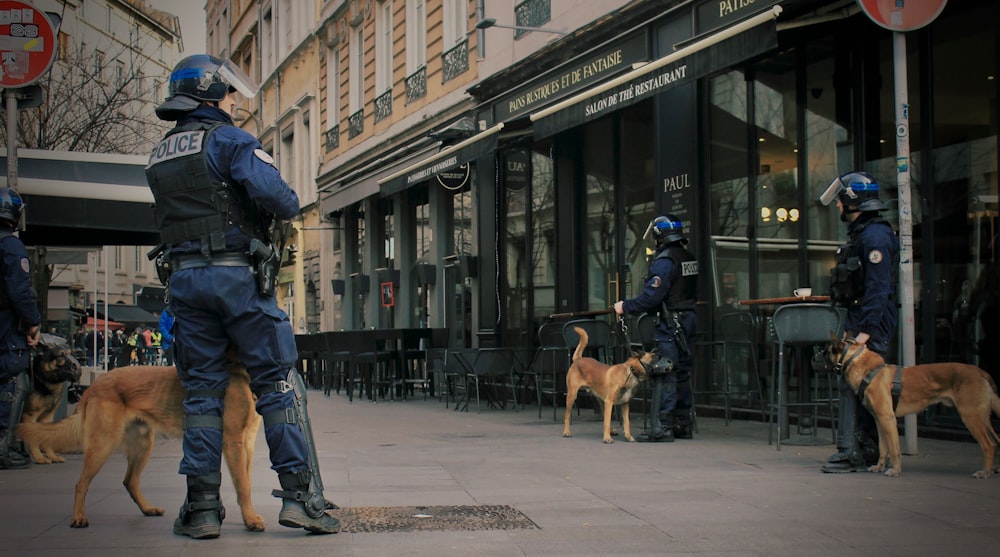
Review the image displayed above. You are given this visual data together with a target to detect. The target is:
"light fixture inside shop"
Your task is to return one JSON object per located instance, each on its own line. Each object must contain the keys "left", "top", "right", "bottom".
{"left": 475, "top": 18, "right": 567, "bottom": 35}
{"left": 760, "top": 206, "right": 800, "bottom": 223}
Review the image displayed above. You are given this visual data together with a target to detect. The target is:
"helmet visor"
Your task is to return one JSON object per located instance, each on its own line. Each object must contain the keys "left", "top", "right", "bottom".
{"left": 819, "top": 176, "right": 845, "bottom": 206}
{"left": 642, "top": 220, "right": 655, "bottom": 241}
{"left": 217, "top": 59, "right": 258, "bottom": 98}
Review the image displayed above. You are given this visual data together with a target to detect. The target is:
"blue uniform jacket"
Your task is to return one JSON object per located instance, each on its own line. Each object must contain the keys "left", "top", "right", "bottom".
{"left": 623, "top": 252, "right": 675, "bottom": 342}
{"left": 0, "top": 230, "right": 40, "bottom": 355}
{"left": 844, "top": 215, "right": 898, "bottom": 345}
{"left": 170, "top": 106, "right": 299, "bottom": 254}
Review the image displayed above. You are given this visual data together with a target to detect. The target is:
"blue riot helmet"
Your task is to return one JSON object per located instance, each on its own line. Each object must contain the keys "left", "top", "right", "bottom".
{"left": 0, "top": 187, "right": 24, "bottom": 227}
{"left": 155, "top": 54, "right": 258, "bottom": 120}
{"left": 819, "top": 171, "right": 886, "bottom": 212}
{"left": 643, "top": 214, "right": 686, "bottom": 245}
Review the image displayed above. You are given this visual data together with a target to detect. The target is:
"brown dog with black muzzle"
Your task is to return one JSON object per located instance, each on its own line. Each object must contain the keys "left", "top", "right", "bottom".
{"left": 827, "top": 335, "right": 1000, "bottom": 478}
{"left": 563, "top": 326, "right": 655, "bottom": 443}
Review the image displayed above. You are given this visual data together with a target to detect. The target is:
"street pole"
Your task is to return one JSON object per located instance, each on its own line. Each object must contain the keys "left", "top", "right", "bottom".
{"left": 6, "top": 90, "right": 17, "bottom": 194}
{"left": 893, "top": 31, "right": 918, "bottom": 455}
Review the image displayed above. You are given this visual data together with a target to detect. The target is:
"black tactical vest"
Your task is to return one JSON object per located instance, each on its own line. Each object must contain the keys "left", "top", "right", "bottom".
{"left": 146, "top": 120, "right": 261, "bottom": 253}
{"left": 655, "top": 244, "right": 699, "bottom": 310}
{"left": 830, "top": 216, "right": 896, "bottom": 305}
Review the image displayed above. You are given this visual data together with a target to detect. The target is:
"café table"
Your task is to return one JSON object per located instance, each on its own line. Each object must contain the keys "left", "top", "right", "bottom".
{"left": 737, "top": 296, "right": 839, "bottom": 448}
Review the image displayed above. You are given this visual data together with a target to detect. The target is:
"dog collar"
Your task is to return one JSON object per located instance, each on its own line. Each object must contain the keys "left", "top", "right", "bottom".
{"left": 833, "top": 340, "right": 866, "bottom": 374}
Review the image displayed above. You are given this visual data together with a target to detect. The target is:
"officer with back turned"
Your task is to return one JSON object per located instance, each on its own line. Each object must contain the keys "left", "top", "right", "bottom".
{"left": 147, "top": 54, "right": 339, "bottom": 538}
{"left": 0, "top": 188, "right": 41, "bottom": 470}
{"left": 819, "top": 171, "right": 898, "bottom": 473}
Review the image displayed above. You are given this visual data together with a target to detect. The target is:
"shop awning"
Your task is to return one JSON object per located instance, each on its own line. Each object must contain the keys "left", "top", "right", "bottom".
{"left": 0, "top": 149, "right": 159, "bottom": 246}
{"left": 93, "top": 304, "right": 159, "bottom": 327}
{"left": 530, "top": 6, "right": 783, "bottom": 139}
{"left": 377, "top": 123, "right": 504, "bottom": 195}
{"left": 320, "top": 142, "right": 442, "bottom": 214}
{"left": 84, "top": 316, "right": 126, "bottom": 331}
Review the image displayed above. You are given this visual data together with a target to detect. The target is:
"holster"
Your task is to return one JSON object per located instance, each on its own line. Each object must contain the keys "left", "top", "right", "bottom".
{"left": 147, "top": 244, "right": 171, "bottom": 286}
{"left": 250, "top": 239, "right": 279, "bottom": 297}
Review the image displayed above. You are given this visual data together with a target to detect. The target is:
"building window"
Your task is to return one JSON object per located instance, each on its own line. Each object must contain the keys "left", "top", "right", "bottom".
{"left": 281, "top": 128, "right": 295, "bottom": 188}
{"left": 515, "top": 0, "right": 552, "bottom": 38}
{"left": 406, "top": 0, "right": 426, "bottom": 75}
{"left": 442, "top": 0, "right": 467, "bottom": 48}
{"left": 326, "top": 45, "right": 340, "bottom": 137}
{"left": 263, "top": 8, "right": 274, "bottom": 74}
{"left": 349, "top": 25, "right": 363, "bottom": 113}
{"left": 375, "top": 1, "right": 393, "bottom": 95}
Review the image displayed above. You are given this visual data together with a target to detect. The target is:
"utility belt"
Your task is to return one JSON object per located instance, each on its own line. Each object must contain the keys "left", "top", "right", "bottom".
{"left": 170, "top": 251, "right": 252, "bottom": 272}
{"left": 151, "top": 239, "right": 279, "bottom": 297}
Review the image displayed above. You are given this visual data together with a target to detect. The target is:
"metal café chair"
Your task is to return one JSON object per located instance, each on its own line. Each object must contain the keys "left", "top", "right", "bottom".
{"left": 529, "top": 321, "right": 571, "bottom": 421}
{"left": 767, "top": 303, "right": 844, "bottom": 450}
{"left": 693, "top": 310, "right": 765, "bottom": 425}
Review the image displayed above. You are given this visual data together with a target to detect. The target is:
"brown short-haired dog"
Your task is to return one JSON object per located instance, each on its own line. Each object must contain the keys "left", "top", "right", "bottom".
{"left": 18, "top": 361, "right": 264, "bottom": 530}
{"left": 826, "top": 335, "right": 1000, "bottom": 478}
{"left": 562, "top": 326, "right": 655, "bottom": 443}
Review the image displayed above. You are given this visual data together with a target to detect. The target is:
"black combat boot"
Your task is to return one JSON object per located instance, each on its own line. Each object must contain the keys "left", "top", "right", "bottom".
{"left": 0, "top": 429, "right": 30, "bottom": 470}
{"left": 173, "top": 474, "right": 224, "bottom": 539}
{"left": 274, "top": 471, "right": 340, "bottom": 534}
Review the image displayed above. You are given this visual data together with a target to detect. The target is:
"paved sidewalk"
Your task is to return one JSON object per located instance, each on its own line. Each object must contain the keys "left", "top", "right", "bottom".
{"left": 2, "top": 390, "right": 999, "bottom": 557}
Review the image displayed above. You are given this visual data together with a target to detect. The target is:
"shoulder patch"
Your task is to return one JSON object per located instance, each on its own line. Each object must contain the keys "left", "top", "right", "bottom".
{"left": 20, "top": 257, "right": 29, "bottom": 273}
{"left": 649, "top": 276, "right": 662, "bottom": 288}
{"left": 868, "top": 250, "right": 883, "bottom": 264}
{"left": 254, "top": 148, "right": 275, "bottom": 166}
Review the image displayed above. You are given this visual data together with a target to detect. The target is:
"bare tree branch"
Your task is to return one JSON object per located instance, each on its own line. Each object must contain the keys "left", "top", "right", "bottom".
{"left": 2, "top": 24, "right": 163, "bottom": 155}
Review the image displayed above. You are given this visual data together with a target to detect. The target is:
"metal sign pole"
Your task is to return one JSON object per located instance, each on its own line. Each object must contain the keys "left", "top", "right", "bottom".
{"left": 893, "top": 31, "right": 918, "bottom": 455}
{"left": 6, "top": 90, "right": 16, "bottom": 193}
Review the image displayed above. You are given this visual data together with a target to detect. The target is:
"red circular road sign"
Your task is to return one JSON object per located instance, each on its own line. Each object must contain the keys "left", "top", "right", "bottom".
{"left": 0, "top": 1, "right": 57, "bottom": 88}
{"left": 858, "top": 0, "right": 948, "bottom": 32}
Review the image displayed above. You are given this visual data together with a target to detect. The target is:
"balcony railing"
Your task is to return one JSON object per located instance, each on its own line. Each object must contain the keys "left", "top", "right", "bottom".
{"left": 348, "top": 109, "right": 364, "bottom": 139}
{"left": 374, "top": 89, "right": 392, "bottom": 123}
{"left": 442, "top": 39, "right": 469, "bottom": 83}
{"left": 515, "top": 0, "right": 552, "bottom": 39}
{"left": 405, "top": 66, "right": 427, "bottom": 103}
{"left": 325, "top": 125, "right": 340, "bottom": 152}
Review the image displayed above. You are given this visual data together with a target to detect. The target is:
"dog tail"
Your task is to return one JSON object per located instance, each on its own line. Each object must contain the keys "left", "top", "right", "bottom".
{"left": 571, "top": 326, "right": 588, "bottom": 362}
{"left": 16, "top": 412, "right": 83, "bottom": 454}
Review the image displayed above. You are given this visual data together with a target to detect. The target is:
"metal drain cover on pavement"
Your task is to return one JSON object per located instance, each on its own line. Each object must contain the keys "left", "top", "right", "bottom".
{"left": 330, "top": 505, "right": 538, "bottom": 533}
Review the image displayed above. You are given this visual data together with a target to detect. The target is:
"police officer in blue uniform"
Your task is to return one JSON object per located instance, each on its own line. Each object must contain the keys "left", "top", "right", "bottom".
{"left": 0, "top": 188, "right": 41, "bottom": 470}
{"left": 819, "top": 171, "right": 898, "bottom": 473}
{"left": 614, "top": 215, "right": 699, "bottom": 442}
{"left": 147, "top": 55, "right": 339, "bottom": 537}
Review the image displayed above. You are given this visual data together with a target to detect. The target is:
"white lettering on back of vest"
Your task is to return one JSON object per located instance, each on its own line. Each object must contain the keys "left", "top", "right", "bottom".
{"left": 147, "top": 130, "right": 206, "bottom": 168}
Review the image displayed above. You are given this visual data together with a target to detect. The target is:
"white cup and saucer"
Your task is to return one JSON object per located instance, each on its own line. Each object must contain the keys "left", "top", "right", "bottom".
{"left": 793, "top": 287, "right": 812, "bottom": 298}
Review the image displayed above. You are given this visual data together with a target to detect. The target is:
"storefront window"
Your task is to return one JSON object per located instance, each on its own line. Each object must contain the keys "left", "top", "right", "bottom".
{"left": 707, "top": 70, "right": 751, "bottom": 307}
{"left": 928, "top": 4, "right": 997, "bottom": 380}
{"left": 530, "top": 144, "right": 556, "bottom": 319}
{"left": 805, "top": 35, "right": 852, "bottom": 290}
{"left": 620, "top": 103, "right": 655, "bottom": 303}
{"left": 754, "top": 48, "right": 802, "bottom": 299}
{"left": 582, "top": 118, "right": 616, "bottom": 310}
